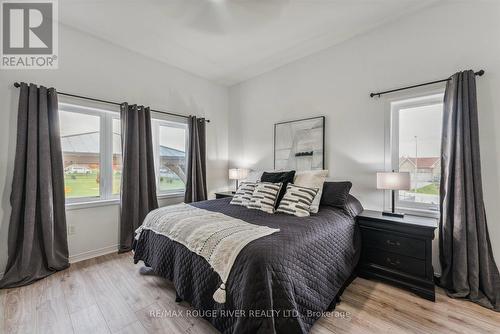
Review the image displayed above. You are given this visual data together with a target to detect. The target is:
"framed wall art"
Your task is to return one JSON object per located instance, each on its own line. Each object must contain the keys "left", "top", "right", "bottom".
{"left": 274, "top": 116, "right": 325, "bottom": 171}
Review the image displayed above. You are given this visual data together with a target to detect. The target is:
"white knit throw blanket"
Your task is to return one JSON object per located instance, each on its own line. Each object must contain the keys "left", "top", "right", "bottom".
{"left": 135, "top": 203, "right": 279, "bottom": 303}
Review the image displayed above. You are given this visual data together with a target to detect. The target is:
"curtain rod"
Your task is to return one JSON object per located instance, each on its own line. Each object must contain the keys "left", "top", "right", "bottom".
{"left": 369, "top": 70, "right": 485, "bottom": 98}
{"left": 13, "top": 82, "right": 210, "bottom": 123}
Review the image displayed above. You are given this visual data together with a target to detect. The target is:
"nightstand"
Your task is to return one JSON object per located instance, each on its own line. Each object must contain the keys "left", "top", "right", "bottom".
{"left": 215, "top": 191, "right": 235, "bottom": 199}
{"left": 357, "top": 210, "right": 437, "bottom": 301}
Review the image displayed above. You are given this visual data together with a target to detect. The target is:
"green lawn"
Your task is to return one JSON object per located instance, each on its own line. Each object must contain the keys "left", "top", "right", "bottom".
{"left": 159, "top": 177, "right": 185, "bottom": 192}
{"left": 64, "top": 172, "right": 100, "bottom": 198}
{"left": 65, "top": 172, "right": 184, "bottom": 198}
{"left": 113, "top": 173, "right": 121, "bottom": 194}
{"left": 414, "top": 183, "right": 439, "bottom": 195}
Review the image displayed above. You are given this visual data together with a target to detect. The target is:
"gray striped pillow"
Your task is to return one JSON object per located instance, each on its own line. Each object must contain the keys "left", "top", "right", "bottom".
{"left": 246, "top": 182, "right": 282, "bottom": 214}
{"left": 230, "top": 182, "right": 258, "bottom": 207}
{"left": 276, "top": 184, "right": 319, "bottom": 217}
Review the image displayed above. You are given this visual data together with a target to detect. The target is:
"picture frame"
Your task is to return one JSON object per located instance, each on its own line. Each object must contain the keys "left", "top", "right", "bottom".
{"left": 274, "top": 116, "right": 325, "bottom": 171}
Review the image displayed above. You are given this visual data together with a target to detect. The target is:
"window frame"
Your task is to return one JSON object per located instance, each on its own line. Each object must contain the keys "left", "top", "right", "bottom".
{"left": 150, "top": 112, "right": 189, "bottom": 197}
{"left": 111, "top": 116, "right": 123, "bottom": 196}
{"left": 387, "top": 91, "right": 444, "bottom": 217}
{"left": 59, "top": 101, "right": 121, "bottom": 205}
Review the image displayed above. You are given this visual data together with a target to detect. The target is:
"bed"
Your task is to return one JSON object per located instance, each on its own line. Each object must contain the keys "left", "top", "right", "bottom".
{"left": 133, "top": 196, "right": 362, "bottom": 334}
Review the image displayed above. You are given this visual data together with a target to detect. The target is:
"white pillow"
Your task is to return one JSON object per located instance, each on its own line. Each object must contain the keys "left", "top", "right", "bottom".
{"left": 293, "top": 170, "right": 328, "bottom": 213}
{"left": 243, "top": 170, "right": 263, "bottom": 183}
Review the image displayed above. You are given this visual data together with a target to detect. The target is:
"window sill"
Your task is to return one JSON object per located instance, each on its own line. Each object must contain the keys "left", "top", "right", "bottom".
{"left": 65, "top": 192, "right": 185, "bottom": 211}
{"left": 66, "top": 198, "right": 120, "bottom": 211}
{"left": 397, "top": 207, "right": 440, "bottom": 219}
{"left": 157, "top": 192, "right": 184, "bottom": 200}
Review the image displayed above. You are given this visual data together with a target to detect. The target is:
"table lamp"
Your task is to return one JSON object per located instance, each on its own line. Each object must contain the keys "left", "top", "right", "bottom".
{"left": 229, "top": 168, "right": 248, "bottom": 193}
{"left": 377, "top": 171, "right": 411, "bottom": 218}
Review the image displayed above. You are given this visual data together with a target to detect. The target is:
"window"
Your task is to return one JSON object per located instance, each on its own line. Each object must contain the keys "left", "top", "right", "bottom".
{"left": 390, "top": 93, "right": 444, "bottom": 214}
{"left": 59, "top": 102, "right": 188, "bottom": 203}
{"left": 152, "top": 117, "right": 188, "bottom": 194}
{"left": 59, "top": 102, "right": 121, "bottom": 203}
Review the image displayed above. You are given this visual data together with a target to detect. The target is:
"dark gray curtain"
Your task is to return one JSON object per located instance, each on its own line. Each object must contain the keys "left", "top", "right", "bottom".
{"left": 184, "top": 116, "right": 207, "bottom": 203}
{"left": 439, "top": 70, "right": 500, "bottom": 311}
{"left": 119, "top": 104, "right": 158, "bottom": 252}
{"left": 0, "top": 83, "right": 69, "bottom": 289}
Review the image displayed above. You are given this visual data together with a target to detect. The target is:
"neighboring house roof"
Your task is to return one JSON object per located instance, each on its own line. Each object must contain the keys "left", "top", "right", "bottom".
{"left": 159, "top": 145, "right": 185, "bottom": 158}
{"left": 61, "top": 131, "right": 184, "bottom": 157}
{"left": 399, "top": 157, "right": 440, "bottom": 169}
{"left": 61, "top": 131, "right": 104, "bottom": 154}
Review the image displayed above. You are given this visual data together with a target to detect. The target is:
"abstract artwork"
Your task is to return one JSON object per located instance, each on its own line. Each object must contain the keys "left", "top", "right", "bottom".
{"left": 274, "top": 116, "right": 325, "bottom": 171}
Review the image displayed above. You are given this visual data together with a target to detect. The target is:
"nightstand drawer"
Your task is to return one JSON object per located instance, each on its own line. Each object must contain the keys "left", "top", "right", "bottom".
{"left": 364, "top": 248, "right": 426, "bottom": 278}
{"left": 361, "top": 227, "right": 426, "bottom": 260}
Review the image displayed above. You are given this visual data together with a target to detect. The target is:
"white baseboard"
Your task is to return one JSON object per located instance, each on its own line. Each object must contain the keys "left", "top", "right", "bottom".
{"left": 69, "top": 244, "right": 119, "bottom": 263}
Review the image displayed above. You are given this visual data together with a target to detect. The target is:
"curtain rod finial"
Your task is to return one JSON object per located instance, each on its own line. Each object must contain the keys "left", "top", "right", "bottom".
{"left": 14, "top": 82, "right": 21, "bottom": 88}
{"left": 476, "top": 69, "right": 485, "bottom": 76}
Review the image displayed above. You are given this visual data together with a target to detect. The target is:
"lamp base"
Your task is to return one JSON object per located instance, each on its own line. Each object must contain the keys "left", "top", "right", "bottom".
{"left": 382, "top": 211, "right": 405, "bottom": 219}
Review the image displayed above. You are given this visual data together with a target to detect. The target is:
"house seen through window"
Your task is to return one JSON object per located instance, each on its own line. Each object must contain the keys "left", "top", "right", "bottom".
{"left": 391, "top": 93, "right": 444, "bottom": 213}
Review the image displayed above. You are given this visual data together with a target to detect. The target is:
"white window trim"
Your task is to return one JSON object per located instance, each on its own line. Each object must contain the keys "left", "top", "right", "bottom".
{"left": 65, "top": 192, "right": 184, "bottom": 211}
{"left": 384, "top": 90, "right": 444, "bottom": 217}
{"left": 60, "top": 102, "right": 188, "bottom": 206}
{"left": 151, "top": 112, "right": 188, "bottom": 196}
{"left": 59, "top": 101, "right": 120, "bottom": 205}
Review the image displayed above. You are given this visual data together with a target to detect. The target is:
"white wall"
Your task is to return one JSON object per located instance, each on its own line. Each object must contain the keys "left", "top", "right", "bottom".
{"left": 228, "top": 2, "right": 500, "bottom": 271}
{"left": 0, "top": 25, "right": 229, "bottom": 271}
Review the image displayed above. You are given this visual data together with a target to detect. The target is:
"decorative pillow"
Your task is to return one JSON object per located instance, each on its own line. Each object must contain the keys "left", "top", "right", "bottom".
{"left": 247, "top": 182, "right": 282, "bottom": 214}
{"left": 260, "top": 171, "right": 296, "bottom": 208}
{"left": 320, "top": 181, "right": 353, "bottom": 208}
{"left": 276, "top": 184, "right": 319, "bottom": 217}
{"left": 230, "top": 182, "right": 258, "bottom": 207}
{"left": 293, "top": 170, "right": 328, "bottom": 213}
{"left": 242, "top": 170, "right": 263, "bottom": 183}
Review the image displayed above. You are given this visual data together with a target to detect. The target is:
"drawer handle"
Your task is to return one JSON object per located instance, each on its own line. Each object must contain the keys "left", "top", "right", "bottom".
{"left": 386, "top": 239, "right": 401, "bottom": 247}
{"left": 386, "top": 257, "right": 400, "bottom": 266}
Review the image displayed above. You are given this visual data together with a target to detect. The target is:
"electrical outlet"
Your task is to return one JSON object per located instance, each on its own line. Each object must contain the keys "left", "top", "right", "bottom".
{"left": 68, "top": 225, "right": 76, "bottom": 235}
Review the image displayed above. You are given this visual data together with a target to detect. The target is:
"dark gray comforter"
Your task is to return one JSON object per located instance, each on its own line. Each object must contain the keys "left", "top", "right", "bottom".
{"left": 133, "top": 198, "right": 361, "bottom": 334}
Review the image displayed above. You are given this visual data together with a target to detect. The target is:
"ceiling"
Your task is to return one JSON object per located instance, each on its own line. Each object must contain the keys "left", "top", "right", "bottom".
{"left": 60, "top": 0, "right": 438, "bottom": 86}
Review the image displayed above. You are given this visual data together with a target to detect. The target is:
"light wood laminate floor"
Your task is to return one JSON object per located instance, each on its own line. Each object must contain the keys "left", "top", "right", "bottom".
{"left": 1, "top": 252, "right": 499, "bottom": 334}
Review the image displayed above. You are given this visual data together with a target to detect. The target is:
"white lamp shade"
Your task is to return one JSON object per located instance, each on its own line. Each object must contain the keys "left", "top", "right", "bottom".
{"left": 229, "top": 168, "right": 249, "bottom": 180}
{"left": 376, "top": 172, "right": 411, "bottom": 190}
